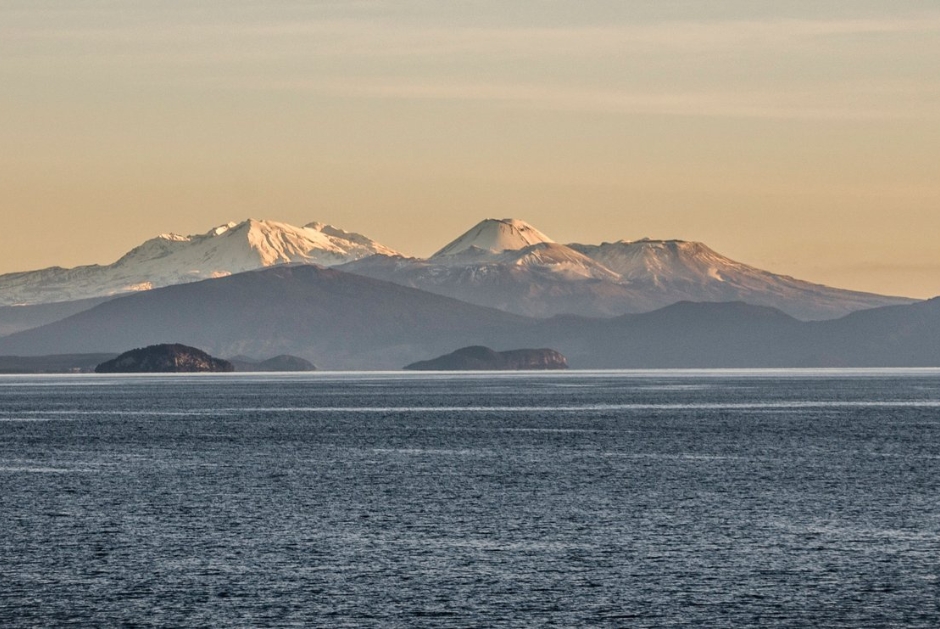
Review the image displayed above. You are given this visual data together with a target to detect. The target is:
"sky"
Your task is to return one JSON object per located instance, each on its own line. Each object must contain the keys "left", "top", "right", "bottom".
{"left": 1, "top": 0, "right": 938, "bottom": 298}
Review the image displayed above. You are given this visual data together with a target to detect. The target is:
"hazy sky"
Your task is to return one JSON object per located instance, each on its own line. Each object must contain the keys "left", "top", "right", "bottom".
{"left": 2, "top": 1, "right": 938, "bottom": 297}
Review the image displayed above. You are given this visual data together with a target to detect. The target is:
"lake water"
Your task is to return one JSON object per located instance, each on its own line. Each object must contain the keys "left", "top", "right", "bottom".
{"left": 1, "top": 370, "right": 939, "bottom": 627}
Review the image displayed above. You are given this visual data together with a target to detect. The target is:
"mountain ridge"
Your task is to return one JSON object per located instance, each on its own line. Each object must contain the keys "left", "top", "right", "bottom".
{"left": 0, "top": 266, "right": 935, "bottom": 369}
{"left": 0, "top": 216, "right": 917, "bottom": 323}
{"left": 0, "top": 265, "right": 531, "bottom": 369}
{"left": 340, "top": 220, "right": 913, "bottom": 320}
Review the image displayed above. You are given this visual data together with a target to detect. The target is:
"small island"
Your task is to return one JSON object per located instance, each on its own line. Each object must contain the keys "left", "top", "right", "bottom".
{"left": 404, "top": 346, "right": 568, "bottom": 371}
{"left": 227, "top": 354, "right": 317, "bottom": 372}
{"left": 95, "top": 344, "right": 234, "bottom": 373}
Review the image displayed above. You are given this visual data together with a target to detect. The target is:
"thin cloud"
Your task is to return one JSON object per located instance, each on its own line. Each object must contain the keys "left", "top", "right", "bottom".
{"left": 5, "top": 15, "right": 940, "bottom": 59}
{"left": 3, "top": 9, "right": 938, "bottom": 121}
{"left": 207, "top": 76, "right": 937, "bottom": 121}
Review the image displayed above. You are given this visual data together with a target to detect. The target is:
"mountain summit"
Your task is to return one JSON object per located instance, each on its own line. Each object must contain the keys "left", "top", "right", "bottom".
{"left": 115, "top": 219, "right": 397, "bottom": 273}
{"left": 0, "top": 219, "right": 397, "bottom": 306}
{"left": 432, "top": 218, "right": 554, "bottom": 258}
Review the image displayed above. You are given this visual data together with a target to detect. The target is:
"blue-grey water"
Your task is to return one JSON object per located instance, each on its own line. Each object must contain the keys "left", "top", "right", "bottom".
{"left": 1, "top": 370, "right": 939, "bottom": 627}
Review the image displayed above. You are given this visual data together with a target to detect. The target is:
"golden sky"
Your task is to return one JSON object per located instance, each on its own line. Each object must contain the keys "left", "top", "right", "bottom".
{"left": 1, "top": 1, "right": 938, "bottom": 297}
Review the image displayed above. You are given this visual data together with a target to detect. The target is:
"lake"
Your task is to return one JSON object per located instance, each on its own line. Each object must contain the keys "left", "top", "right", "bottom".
{"left": 1, "top": 370, "right": 939, "bottom": 627}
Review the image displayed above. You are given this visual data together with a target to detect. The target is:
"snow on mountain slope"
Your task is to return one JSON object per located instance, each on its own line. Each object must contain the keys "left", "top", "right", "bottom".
{"left": 340, "top": 221, "right": 915, "bottom": 320}
{"left": 0, "top": 215, "right": 917, "bottom": 321}
{"left": 567, "top": 239, "right": 915, "bottom": 319}
{"left": 569, "top": 239, "right": 737, "bottom": 284}
{"left": 338, "top": 253, "right": 644, "bottom": 318}
{"left": 0, "top": 219, "right": 398, "bottom": 306}
{"left": 338, "top": 230, "right": 629, "bottom": 318}
{"left": 432, "top": 218, "right": 554, "bottom": 258}
{"left": 488, "top": 243, "right": 621, "bottom": 281}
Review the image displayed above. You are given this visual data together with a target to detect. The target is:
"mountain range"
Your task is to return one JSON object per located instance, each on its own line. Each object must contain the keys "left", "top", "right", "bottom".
{"left": 0, "top": 217, "right": 913, "bottom": 322}
{"left": 339, "top": 221, "right": 911, "bottom": 320}
{"left": 0, "top": 216, "right": 934, "bottom": 369}
{"left": 0, "top": 264, "right": 936, "bottom": 369}
{"left": 0, "top": 266, "right": 529, "bottom": 369}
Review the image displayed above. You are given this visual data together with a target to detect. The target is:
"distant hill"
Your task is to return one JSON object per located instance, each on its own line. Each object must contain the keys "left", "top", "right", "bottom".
{"left": 0, "top": 296, "right": 116, "bottom": 336}
{"left": 0, "top": 265, "right": 937, "bottom": 370}
{"left": 517, "top": 298, "right": 940, "bottom": 368}
{"left": 525, "top": 301, "right": 806, "bottom": 368}
{"left": 0, "top": 353, "right": 118, "bottom": 374}
{"left": 0, "top": 266, "right": 530, "bottom": 370}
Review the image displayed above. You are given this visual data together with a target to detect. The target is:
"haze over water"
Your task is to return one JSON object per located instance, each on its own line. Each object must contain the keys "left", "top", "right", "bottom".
{"left": 2, "top": 370, "right": 939, "bottom": 626}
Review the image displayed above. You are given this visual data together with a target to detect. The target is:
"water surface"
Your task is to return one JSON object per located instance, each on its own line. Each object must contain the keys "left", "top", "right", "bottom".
{"left": 1, "top": 370, "right": 939, "bottom": 627}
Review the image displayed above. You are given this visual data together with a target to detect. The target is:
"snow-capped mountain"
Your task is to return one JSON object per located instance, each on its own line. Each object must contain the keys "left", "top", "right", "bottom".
{"left": 570, "top": 239, "right": 736, "bottom": 283}
{"left": 0, "top": 219, "right": 397, "bottom": 306}
{"left": 567, "top": 239, "right": 914, "bottom": 319}
{"left": 340, "top": 219, "right": 915, "bottom": 320}
{"left": 432, "top": 218, "right": 554, "bottom": 258}
{"left": 429, "top": 219, "right": 620, "bottom": 282}
{"left": 0, "top": 215, "right": 916, "bottom": 321}
{"left": 338, "top": 221, "right": 636, "bottom": 317}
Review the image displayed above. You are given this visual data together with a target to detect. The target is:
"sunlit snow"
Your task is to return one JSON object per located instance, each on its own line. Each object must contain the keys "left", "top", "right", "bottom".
{"left": 0, "top": 219, "right": 399, "bottom": 306}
